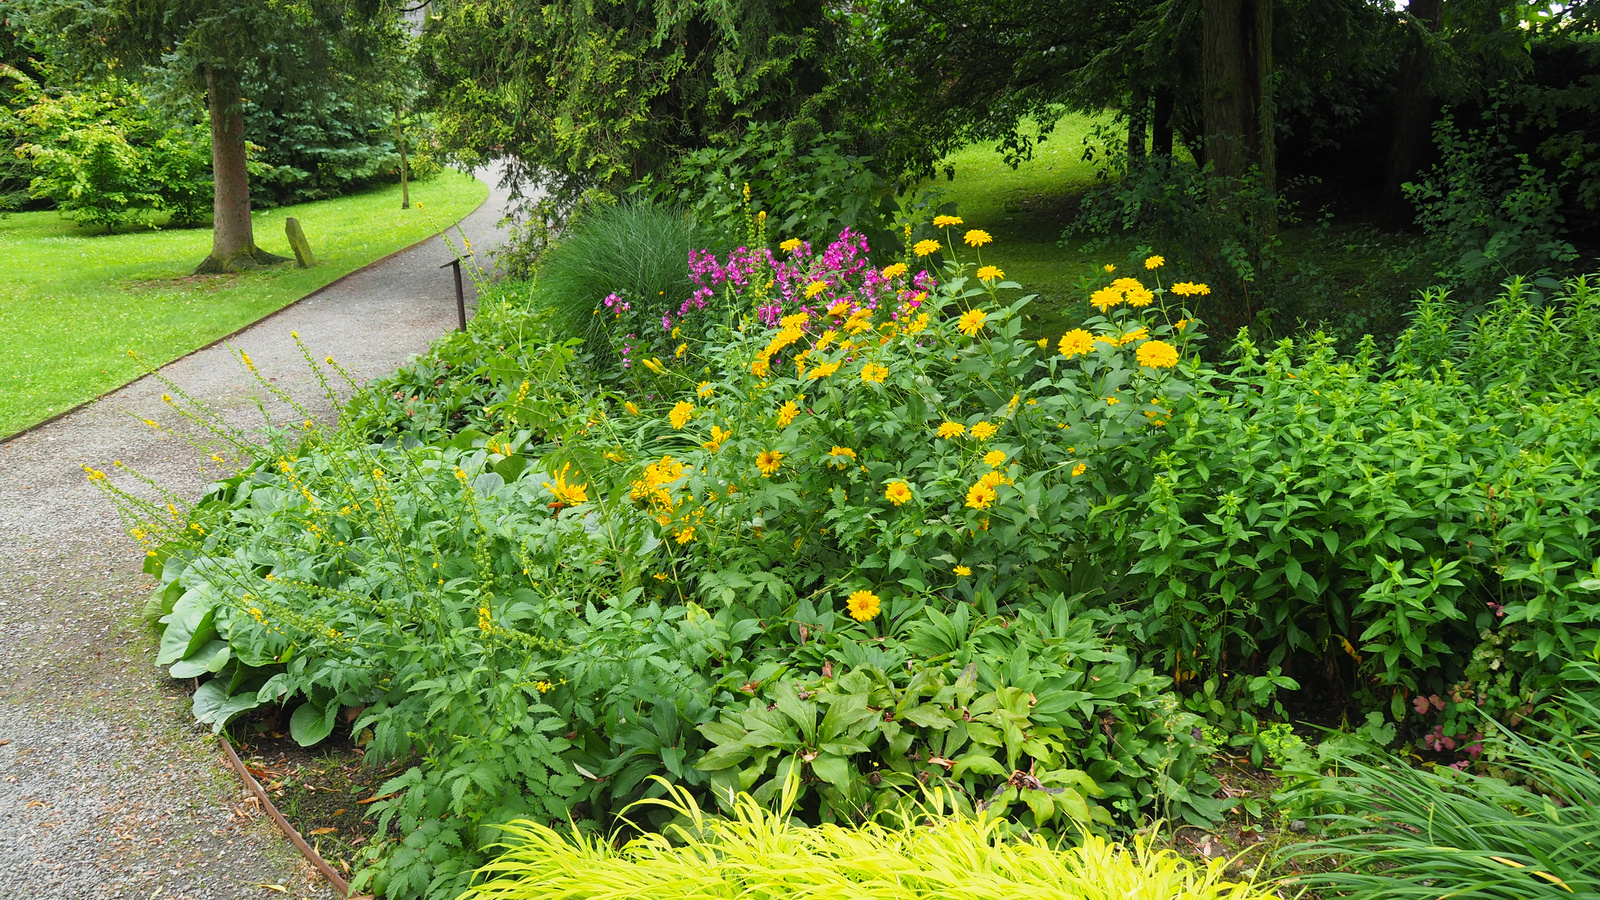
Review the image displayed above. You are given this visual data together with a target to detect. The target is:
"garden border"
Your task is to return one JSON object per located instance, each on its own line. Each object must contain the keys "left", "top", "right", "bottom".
{"left": 0, "top": 175, "right": 493, "bottom": 446}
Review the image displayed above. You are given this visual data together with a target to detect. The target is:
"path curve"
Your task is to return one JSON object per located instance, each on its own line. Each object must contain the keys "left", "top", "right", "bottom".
{"left": 0, "top": 166, "right": 516, "bottom": 899}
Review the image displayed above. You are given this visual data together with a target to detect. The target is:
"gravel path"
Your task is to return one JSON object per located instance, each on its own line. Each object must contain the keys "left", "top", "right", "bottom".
{"left": 0, "top": 167, "right": 514, "bottom": 899}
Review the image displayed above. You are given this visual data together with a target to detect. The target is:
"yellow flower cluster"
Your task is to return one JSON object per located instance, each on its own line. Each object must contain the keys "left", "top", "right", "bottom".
{"left": 702, "top": 424, "right": 731, "bottom": 452}
{"left": 630, "top": 456, "right": 688, "bottom": 516}
{"left": 1091, "top": 277, "right": 1155, "bottom": 312}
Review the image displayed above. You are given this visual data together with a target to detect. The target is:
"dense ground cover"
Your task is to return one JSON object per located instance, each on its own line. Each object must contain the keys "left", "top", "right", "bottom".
{"left": 0, "top": 170, "right": 486, "bottom": 438}
{"left": 91, "top": 188, "right": 1600, "bottom": 897}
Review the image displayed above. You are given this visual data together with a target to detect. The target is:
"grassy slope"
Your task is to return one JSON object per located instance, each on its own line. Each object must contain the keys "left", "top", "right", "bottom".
{"left": 929, "top": 114, "right": 1125, "bottom": 337}
{"left": 0, "top": 171, "right": 488, "bottom": 438}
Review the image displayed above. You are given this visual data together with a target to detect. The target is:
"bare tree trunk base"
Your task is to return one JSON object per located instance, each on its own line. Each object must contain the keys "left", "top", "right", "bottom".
{"left": 193, "top": 246, "right": 292, "bottom": 275}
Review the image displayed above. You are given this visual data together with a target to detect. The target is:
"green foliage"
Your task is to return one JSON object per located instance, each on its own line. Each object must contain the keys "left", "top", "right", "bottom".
{"left": 636, "top": 121, "right": 899, "bottom": 250}
{"left": 14, "top": 78, "right": 211, "bottom": 229}
{"left": 1285, "top": 664, "right": 1600, "bottom": 899}
{"left": 103, "top": 227, "right": 1223, "bottom": 899}
{"left": 420, "top": 0, "right": 839, "bottom": 205}
{"left": 462, "top": 777, "right": 1276, "bottom": 900}
{"left": 1393, "top": 274, "right": 1600, "bottom": 395}
{"left": 697, "top": 599, "right": 1220, "bottom": 830}
{"left": 511, "top": 200, "right": 722, "bottom": 373}
{"left": 1405, "top": 106, "right": 1581, "bottom": 292}
{"left": 1085, "top": 317, "right": 1600, "bottom": 744}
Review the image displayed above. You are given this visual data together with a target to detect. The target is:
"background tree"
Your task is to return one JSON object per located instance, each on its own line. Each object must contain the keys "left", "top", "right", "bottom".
{"left": 23, "top": 0, "right": 405, "bottom": 273}
{"left": 418, "top": 0, "right": 838, "bottom": 208}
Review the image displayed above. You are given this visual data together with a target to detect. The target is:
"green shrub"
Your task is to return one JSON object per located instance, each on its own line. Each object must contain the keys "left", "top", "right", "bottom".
{"left": 1405, "top": 104, "right": 1581, "bottom": 293}
{"left": 1286, "top": 664, "right": 1600, "bottom": 899}
{"left": 1085, "top": 318, "right": 1600, "bottom": 746}
{"left": 637, "top": 120, "right": 900, "bottom": 251}
{"left": 15, "top": 78, "right": 212, "bottom": 229}
{"left": 1393, "top": 274, "right": 1600, "bottom": 395}
{"left": 463, "top": 777, "right": 1274, "bottom": 900}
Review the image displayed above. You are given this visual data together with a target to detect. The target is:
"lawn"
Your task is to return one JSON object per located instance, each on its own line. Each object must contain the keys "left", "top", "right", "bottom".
{"left": 0, "top": 170, "right": 488, "bottom": 438}
{"left": 928, "top": 113, "right": 1122, "bottom": 336}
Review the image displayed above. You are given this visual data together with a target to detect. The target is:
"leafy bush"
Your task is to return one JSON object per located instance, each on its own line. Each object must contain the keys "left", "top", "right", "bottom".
{"left": 637, "top": 120, "right": 900, "bottom": 252}
{"left": 462, "top": 777, "right": 1274, "bottom": 900}
{"left": 1405, "top": 106, "right": 1581, "bottom": 292}
{"left": 1084, "top": 316, "right": 1600, "bottom": 748}
{"left": 1286, "top": 664, "right": 1600, "bottom": 899}
{"left": 14, "top": 78, "right": 212, "bottom": 229}
{"left": 1393, "top": 274, "right": 1600, "bottom": 395}
{"left": 99, "top": 228, "right": 1224, "bottom": 899}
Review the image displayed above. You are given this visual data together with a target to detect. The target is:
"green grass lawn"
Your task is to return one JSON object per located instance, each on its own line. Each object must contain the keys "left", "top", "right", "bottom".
{"left": 928, "top": 113, "right": 1124, "bottom": 337}
{"left": 0, "top": 171, "right": 488, "bottom": 438}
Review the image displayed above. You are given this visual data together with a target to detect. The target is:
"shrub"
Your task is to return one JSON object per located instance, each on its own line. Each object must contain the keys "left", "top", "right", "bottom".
{"left": 462, "top": 777, "right": 1275, "bottom": 900}
{"left": 1405, "top": 104, "right": 1582, "bottom": 294}
{"left": 637, "top": 120, "right": 900, "bottom": 252}
{"left": 1084, "top": 318, "right": 1600, "bottom": 748}
{"left": 1393, "top": 274, "right": 1600, "bottom": 396}
{"left": 15, "top": 78, "right": 212, "bottom": 229}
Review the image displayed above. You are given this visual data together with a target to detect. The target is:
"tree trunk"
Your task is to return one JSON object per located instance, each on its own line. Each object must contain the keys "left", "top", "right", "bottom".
{"left": 1202, "top": 0, "right": 1275, "bottom": 197}
{"left": 397, "top": 110, "right": 410, "bottom": 210}
{"left": 196, "top": 66, "right": 287, "bottom": 274}
{"left": 1383, "top": 0, "right": 1444, "bottom": 218}
{"left": 1152, "top": 86, "right": 1175, "bottom": 158}
{"left": 1201, "top": 0, "right": 1277, "bottom": 327}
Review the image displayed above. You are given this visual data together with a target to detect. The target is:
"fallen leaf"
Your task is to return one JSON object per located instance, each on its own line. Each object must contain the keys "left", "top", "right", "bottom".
{"left": 332, "top": 808, "right": 347, "bottom": 816}
{"left": 309, "top": 827, "right": 337, "bottom": 836}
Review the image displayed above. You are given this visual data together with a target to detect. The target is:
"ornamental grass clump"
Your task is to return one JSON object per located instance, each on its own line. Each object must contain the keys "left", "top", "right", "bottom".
{"left": 462, "top": 776, "right": 1276, "bottom": 900}
{"left": 1285, "top": 665, "right": 1600, "bottom": 899}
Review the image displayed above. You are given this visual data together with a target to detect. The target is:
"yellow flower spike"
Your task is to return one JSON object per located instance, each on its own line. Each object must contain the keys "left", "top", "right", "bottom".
{"left": 845, "top": 589, "right": 881, "bottom": 622}
{"left": 963, "top": 229, "right": 993, "bottom": 247}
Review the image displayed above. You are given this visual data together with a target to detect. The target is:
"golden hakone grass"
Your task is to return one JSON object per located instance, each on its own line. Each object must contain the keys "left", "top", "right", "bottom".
{"left": 460, "top": 777, "right": 1276, "bottom": 900}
